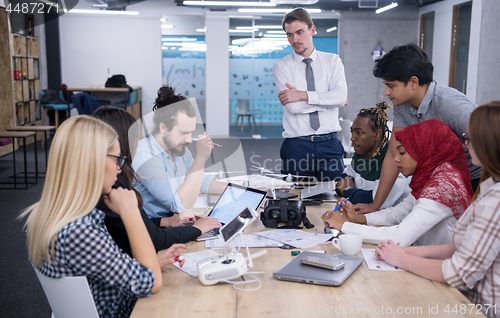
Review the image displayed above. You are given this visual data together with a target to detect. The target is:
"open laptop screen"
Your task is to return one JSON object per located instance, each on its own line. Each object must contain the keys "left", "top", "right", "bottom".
{"left": 208, "top": 183, "right": 266, "bottom": 225}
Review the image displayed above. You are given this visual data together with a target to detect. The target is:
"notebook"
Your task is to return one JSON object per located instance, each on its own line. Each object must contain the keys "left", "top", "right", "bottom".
{"left": 196, "top": 183, "right": 267, "bottom": 241}
{"left": 273, "top": 251, "right": 363, "bottom": 286}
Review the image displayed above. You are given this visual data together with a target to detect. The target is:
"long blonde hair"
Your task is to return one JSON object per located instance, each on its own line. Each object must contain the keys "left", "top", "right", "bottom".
{"left": 22, "top": 116, "right": 117, "bottom": 266}
{"left": 468, "top": 101, "right": 500, "bottom": 202}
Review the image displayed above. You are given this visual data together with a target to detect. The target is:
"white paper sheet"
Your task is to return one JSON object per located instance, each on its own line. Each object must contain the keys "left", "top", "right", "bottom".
{"left": 205, "top": 234, "right": 283, "bottom": 248}
{"left": 361, "top": 249, "right": 404, "bottom": 271}
{"left": 255, "top": 229, "right": 334, "bottom": 249}
{"left": 173, "top": 250, "right": 220, "bottom": 277}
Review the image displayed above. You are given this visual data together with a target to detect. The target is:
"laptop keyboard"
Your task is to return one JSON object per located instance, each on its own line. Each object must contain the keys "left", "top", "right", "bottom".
{"left": 206, "top": 228, "right": 220, "bottom": 236}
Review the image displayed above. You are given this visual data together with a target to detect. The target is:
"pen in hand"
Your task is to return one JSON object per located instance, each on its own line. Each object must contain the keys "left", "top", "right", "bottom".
{"left": 333, "top": 198, "right": 349, "bottom": 212}
{"left": 192, "top": 137, "right": 222, "bottom": 148}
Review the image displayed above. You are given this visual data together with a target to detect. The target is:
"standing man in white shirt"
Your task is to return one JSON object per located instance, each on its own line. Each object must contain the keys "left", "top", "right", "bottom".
{"left": 273, "top": 8, "right": 348, "bottom": 181}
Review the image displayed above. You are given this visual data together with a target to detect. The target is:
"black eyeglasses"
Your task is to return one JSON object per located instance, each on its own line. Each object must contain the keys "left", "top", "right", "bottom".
{"left": 462, "top": 132, "right": 470, "bottom": 147}
{"left": 107, "top": 154, "right": 127, "bottom": 169}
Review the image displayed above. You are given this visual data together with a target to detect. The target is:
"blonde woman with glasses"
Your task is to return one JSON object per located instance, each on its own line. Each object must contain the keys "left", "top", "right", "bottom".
{"left": 22, "top": 116, "right": 186, "bottom": 317}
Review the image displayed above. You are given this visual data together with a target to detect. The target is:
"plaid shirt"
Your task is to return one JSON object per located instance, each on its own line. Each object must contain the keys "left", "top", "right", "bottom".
{"left": 34, "top": 209, "right": 154, "bottom": 318}
{"left": 443, "top": 177, "right": 500, "bottom": 318}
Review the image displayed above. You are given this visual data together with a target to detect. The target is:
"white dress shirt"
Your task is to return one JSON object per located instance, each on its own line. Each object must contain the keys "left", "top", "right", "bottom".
{"left": 273, "top": 49, "right": 348, "bottom": 138}
{"left": 341, "top": 195, "right": 457, "bottom": 247}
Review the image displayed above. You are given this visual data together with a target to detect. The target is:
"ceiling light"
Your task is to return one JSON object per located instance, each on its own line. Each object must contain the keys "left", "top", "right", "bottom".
{"left": 229, "top": 29, "right": 256, "bottom": 33}
{"left": 326, "top": 26, "right": 337, "bottom": 33}
{"left": 270, "top": 0, "right": 318, "bottom": 3}
{"left": 236, "top": 26, "right": 258, "bottom": 30}
{"left": 376, "top": 2, "right": 398, "bottom": 14}
{"left": 160, "top": 18, "right": 166, "bottom": 22}
{"left": 238, "top": 8, "right": 321, "bottom": 13}
{"left": 267, "top": 30, "right": 286, "bottom": 34}
{"left": 162, "top": 37, "right": 197, "bottom": 41}
{"left": 184, "top": 1, "right": 276, "bottom": 7}
{"left": 64, "top": 9, "right": 139, "bottom": 15}
{"left": 161, "top": 25, "right": 174, "bottom": 29}
{"left": 196, "top": 28, "right": 206, "bottom": 32}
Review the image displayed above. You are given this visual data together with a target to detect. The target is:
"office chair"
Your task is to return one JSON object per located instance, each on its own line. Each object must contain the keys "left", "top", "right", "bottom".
{"left": 39, "top": 91, "right": 74, "bottom": 130}
{"left": 34, "top": 268, "right": 99, "bottom": 318}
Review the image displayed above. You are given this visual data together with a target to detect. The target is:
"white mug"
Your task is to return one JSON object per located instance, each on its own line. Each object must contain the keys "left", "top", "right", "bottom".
{"left": 332, "top": 234, "right": 362, "bottom": 256}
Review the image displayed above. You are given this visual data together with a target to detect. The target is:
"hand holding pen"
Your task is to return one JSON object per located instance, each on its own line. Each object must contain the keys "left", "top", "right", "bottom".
{"left": 192, "top": 137, "right": 222, "bottom": 148}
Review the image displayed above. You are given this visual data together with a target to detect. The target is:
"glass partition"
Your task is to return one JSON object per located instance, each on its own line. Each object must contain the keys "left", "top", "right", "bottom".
{"left": 161, "top": 15, "right": 207, "bottom": 122}
{"left": 229, "top": 17, "right": 338, "bottom": 138}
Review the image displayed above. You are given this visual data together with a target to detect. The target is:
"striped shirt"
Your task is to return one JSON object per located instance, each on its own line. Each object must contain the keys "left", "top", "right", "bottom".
{"left": 442, "top": 177, "right": 500, "bottom": 318}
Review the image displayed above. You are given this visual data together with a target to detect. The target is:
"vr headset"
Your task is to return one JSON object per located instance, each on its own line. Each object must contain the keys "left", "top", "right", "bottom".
{"left": 261, "top": 198, "right": 314, "bottom": 229}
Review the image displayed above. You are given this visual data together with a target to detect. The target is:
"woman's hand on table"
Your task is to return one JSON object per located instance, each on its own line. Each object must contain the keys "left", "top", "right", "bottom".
{"left": 375, "top": 240, "right": 406, "bottom": 268}
{"left": 157, "top": 244, "right": 188, "bottom": 269}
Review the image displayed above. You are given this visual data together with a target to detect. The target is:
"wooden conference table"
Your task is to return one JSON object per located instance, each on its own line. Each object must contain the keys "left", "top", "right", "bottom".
{"left": 131, "top": 197, "right": 484, "bottom": 318}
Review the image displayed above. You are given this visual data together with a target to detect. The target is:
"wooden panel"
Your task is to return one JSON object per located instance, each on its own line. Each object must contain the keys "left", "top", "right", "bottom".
{"left": 14, "top": 81, "right": 23, "bottom": 103}
{"left": 16, "top": 104, "right": 25, "bottom": 125}
{"left": 0, "top": 7, "right": 15, "bottom": 147}
{"left": 449, "top": 5, "right": 460, "bottom": 88}
{"left": 34, "top": 79, "right": 40, "bottom": 100}
{"left": 22, "top": 80, "right": 29, "bottom": 101}
{"left": 29, "top": 101, "right": 36, "bottom": 123}
{"left": 27, "top": 37, "right": 38, "bottom": 58}
{"left": 28, "top": 58, "right": 34, "bottom": 79}
{"left": 21, "top": 58, "right": 27, "bottom": 79}
{"left": 29, "top": 80, "right": 35, "bottom": 100}
{"left": 24, "top": 102, "right": 30, "bottom": 123}
{"left": 419, "top": 14, "right": 426, "bottom": 51}
{"left": 13, "top": 34, "right": 26, "bottom": 57}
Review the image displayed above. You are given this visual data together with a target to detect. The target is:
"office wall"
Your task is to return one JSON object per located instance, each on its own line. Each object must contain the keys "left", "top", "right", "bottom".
{"left": 419, "top": 0, "right": 483, "bottom": 103}
{"left": 338, "top": 5, "right": 419, "bottom": 121}
{"left": 59, "top": 14, "right": 162, "bottom": 115}
{"left": 476, "top": 0, "right": 500, "bottom": 105}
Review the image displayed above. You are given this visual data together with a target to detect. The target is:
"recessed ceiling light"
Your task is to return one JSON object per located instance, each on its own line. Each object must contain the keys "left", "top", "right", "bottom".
{"left": 161, "top": 25, "right": 174, "bottom": 29}
{"left": 64, "top": 9, "right": 139, "bottom": 15}
{"left": 238, "top": 8, "right": 321, "bottom": 13}
{"left": 326, "top": 26, "right": 337, "bottom": 33}
{"left": 184, "top": 1, "right": 276, "bottom": 6}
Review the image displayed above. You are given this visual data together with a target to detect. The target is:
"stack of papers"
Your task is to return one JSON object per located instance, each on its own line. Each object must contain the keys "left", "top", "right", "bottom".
{"left": 361, "top": 249, "right": 404, "bottom": 271}
{"left": 255, "top": 229, "right": 334, "bottom": 249}
{"left": 205, "top": 234, "right": 282, "bottom": 249}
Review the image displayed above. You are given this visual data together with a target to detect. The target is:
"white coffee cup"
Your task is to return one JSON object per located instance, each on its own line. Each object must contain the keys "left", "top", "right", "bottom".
{"left": 332, "top": 234, "right": 362, "bottom": 256}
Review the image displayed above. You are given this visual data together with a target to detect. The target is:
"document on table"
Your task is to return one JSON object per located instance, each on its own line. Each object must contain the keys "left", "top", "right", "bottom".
{"left": 361, "top": 249, "right": 404, "bottom": 271}
{"left": 205, "top": 234, "right": 283, "bottom": 249}
{"left": 173, "top": 250, "right": 219, "bottom": 277}
{"left": 255, "top": 229, "right": 334, "bottom": 249}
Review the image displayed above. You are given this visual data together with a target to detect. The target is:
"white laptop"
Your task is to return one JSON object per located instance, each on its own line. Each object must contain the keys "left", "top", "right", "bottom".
{"left": 197, "top": 183, "right": 267, "bottom": 241}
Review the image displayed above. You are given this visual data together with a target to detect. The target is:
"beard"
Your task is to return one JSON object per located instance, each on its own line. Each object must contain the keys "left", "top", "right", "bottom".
{"left": 163, "top": 135, "right": 187, "bottom": 157}
{"left": 293, "top": 43, "right": 307, "bottom": 55}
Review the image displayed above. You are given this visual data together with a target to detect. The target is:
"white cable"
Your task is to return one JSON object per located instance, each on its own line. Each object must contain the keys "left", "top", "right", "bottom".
{"left": 222, "top": 275, "right": 262, "bottom": 291}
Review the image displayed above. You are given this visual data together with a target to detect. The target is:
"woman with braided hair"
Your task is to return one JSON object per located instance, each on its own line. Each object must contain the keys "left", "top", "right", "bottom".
{"left": 323, "top": 119, "right": 473, "bottom": 247}
{"left": 336, "top": 98, "right": 411, "bottom": 209}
